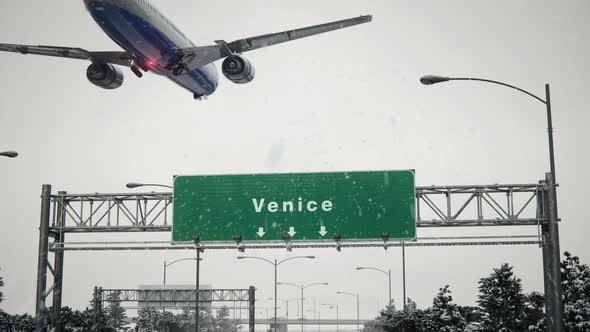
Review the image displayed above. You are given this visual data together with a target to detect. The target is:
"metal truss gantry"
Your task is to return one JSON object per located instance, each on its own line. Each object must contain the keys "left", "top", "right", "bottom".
{"left": 35, "top": 179, "right": 551, "bottom": 331}
{"left": 92, "top": 287, "right": 255, "bottom": 330}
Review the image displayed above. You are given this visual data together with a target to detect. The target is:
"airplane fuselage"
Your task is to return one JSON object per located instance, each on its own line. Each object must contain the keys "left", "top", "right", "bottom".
{"left": 84, "top": 0, "right": 219, "bottom": 97}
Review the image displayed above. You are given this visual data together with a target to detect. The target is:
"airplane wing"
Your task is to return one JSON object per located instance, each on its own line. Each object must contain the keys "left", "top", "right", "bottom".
{"left": 0, "top": 43, "right": 131, "bottom": 67}
{"left": 179, "top": 15, "right": 372, "bottom": 72}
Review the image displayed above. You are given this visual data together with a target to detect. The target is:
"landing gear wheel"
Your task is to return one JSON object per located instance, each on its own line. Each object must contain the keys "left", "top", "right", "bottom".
{"left": 131, "top": 65, "right": 143, "bottom": 78}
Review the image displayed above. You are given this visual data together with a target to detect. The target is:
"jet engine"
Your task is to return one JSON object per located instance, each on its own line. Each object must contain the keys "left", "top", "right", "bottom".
{"left": 86, "top": 63, "right": 124, "bottom": 89}
{"left": 221, "top": 55, "right": 255, "bottom": 84}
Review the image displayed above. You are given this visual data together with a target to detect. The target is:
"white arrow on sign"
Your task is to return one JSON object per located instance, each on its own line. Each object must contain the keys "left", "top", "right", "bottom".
{"left": 319, "top": 226, "right": 328, "bottom": 237}
{"left": 257, "top": 227, "right": 266, "bottom": 237}
{"left": 288, "top": 227, "right": 296, "bottom": 237}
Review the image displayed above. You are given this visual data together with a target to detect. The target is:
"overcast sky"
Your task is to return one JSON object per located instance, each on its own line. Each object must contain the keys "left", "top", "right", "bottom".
{"left": 1, "top": 0, "right": 589, "bottom": 330}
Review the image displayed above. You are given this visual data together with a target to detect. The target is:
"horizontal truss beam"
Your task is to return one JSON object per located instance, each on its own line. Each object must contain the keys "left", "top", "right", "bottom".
{"left": 50, "top": 240, "right": 541, "bottom": 251}
{"left": 48, "top": 182, "right": 547, "bottom": 234}
{"left": 99, "top": 288, "right": 251, "bottom": 303}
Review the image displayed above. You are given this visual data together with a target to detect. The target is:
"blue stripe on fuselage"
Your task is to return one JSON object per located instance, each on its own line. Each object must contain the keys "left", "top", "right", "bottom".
{"left": 86, "top": 1, "right": 218, "bottom": 96}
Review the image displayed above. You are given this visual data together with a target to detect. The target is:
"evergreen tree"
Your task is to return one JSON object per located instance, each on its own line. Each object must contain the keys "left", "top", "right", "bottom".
{"left": 477, "top": 263, "right": 527, "bottom": 331}
{"left": 213, "top": 306, "right": 240, "bottom": 331}
{"left": 523, "top": 292, "right": 545, "bottom": 331}
{"left": 0, "top": 267, "right": 4, "bottom": 306}
{"left": 372, "top": 299, "right": 425, "bottom": 332}
{"left": 561, "top": 251, "right": 590, "bottom": 330}
{"left": 422, "top": 285, "right": 466, "bottom": 331}
{"left": 137, "top": 307, "right": 160, "bottom": 331}
{"left": 363, "top": 318, "right": 386, "bottom": 332}
{"left": 104, "top": 290, "right": 128, "bottom": 331}
{"left": 457, "top": 306, "right": 484, "bottom": 327}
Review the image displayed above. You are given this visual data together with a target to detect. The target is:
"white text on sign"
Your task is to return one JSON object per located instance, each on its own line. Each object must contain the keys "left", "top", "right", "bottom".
{"left": 252, "top": 198, "right": 333, "bottom": 213}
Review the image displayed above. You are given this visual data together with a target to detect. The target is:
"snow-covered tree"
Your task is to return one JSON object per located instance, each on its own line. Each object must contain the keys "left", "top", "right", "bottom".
{"left": 369, "top": 298, "right": 425, "bottom": 332}
{"left": 104, "top": 291, "right": 128, "bottom": 331}
{"left": 523, "top": 292, "right": 545, "bottom": 331}
{"left": 477, "top": 263, "right": 527, "bottom": 331}
{"left": 422, "top": 285, "right": 466, "bottom": 331}
{"left": 0, "top": 312, "right": 35, "bottom": 331}
{"left": 561, "top": 251, "right": 590, "bottom": 330}
{"left": 0, "top": 268, "right": 4, "bottom": 306}
{"left": 137, "top": 307, "right": 160, "bottom": 331}
{"left": 212, "top": 306, "right": 240, "bottom": 331}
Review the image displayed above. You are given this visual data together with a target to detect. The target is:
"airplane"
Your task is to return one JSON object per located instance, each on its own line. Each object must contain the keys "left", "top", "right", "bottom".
{"left": 0, "top": 0, "right": 372, "bottom": 100}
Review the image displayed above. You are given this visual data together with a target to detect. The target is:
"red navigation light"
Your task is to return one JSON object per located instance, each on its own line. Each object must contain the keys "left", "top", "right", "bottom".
{"left": 146, "top": 60, "right": 156, "bottom": 69}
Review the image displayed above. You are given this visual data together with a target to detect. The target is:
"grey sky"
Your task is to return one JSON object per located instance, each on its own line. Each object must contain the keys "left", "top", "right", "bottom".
{"left": 0, "top": 0, "right": 589, "bottom": 328}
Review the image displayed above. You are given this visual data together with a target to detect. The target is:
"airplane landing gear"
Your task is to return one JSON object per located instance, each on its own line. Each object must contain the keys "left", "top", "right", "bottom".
{"left": 131, "top": 65, "right": 143, "bottom": 78}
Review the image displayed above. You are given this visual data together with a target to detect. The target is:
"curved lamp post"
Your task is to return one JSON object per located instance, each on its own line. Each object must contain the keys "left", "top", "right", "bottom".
{"left": 420, "top": 74, "right": 563, "bottom": 330}
{"left": 237, "top": 255, "right": 315, "bottom": 332}
{"left": 126, "top": 182, "right": 173, "bottom": 189}
{"left": 0, "top": 151, "right": 18, "bottom": 158}
{"left": 277, "top": 282, "right": 328, "bottom": 332}
{"left": 337, "top": 292, "right": 359, "bottom": 332}
{"left": 267, "top": 297, "right": 300, "bottom": 323}
{"left": 356, "top": 267, "right": 393, "bottom": 307}
{"left": 161, "top": 257, "right": 201, "bottom": 331}
{"left": 163, "top": 257, "right": 201, "bottom": 285}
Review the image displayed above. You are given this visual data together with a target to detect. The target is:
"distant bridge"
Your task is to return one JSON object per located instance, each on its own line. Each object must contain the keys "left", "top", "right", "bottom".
{"left": 236, "top": 318, "right": 369, "bottom": 325}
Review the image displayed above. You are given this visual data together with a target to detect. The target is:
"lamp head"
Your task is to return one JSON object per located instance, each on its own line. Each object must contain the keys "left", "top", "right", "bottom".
{"left": 126, "top": 182, "right": 143, "bottom": 189}
{"left": 0, "top": 151, "right": 18, "bottom": 158}
{"left": 420, "top": 75, "right": 451, "bottom": 85}
{"left": 356, "top": 267, "right": 365, "bottom": 270}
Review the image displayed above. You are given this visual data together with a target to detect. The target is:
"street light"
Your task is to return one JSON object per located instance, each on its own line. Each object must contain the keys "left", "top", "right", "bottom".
{"left": 163, "top": 257, "right": 201, "bottom": 285}
{"left": 356, "top": 267, "right": 393, "bottom": 307}
{"left": 420, "top": 74, "right": 564, "bottom": 330}
{"left": 160, "top": 257, "right": 201, "bottom": 330}
{"left": 125, "top": 182, "right": 173, "bottom": 189}
{"left": 337, "top": 292, "right": 360, "bottom": 332}
{"left": 266, "top": 297, "right": 300, "bottom": 323}
{"left": 0, "top": 151, "right": 18, "bottom": 158}
{"left": 277, "top": 282, "right": 328, "bottom": 332}
{"left": 321, "top": 303, "right": 339, "bottom": 332}
{"left": 237, "top": 255, "right": 315, "bottom": 332}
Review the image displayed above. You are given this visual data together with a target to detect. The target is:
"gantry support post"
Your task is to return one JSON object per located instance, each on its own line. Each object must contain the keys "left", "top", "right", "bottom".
{"left": 52, "top": 191, "right": 67, "bottom": 332}
{"left": 35, "top": 184, "right": 51, "bottom": 332}
{"left": 249, "top": 286, "right": 256, "bottom": 332}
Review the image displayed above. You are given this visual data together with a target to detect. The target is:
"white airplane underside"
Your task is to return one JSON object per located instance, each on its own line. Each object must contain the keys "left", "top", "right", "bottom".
{"left": 0, "top": 0, "right": 371, "bottom": 100}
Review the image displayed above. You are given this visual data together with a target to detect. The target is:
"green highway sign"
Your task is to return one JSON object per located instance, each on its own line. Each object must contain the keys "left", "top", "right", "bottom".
{"left": 172, "top": 170, "right": 416, "bottom": 242}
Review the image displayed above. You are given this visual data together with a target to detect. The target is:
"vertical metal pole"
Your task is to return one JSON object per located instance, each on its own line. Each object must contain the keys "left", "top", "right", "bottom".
{"left": 274, "top": 260, "right": 278, "bottom": 332}
{"left": 301, "top": 286, "right": 304, "bottom": 332}
{"left": 336, "top": 305, "right": 339, "bottom": 332}
{"left": 313, "top": 297, "right": 318, "bottom": 330}
{"left": 92, "top": 287, "right": 99, "bottom": 331}
{"left": 542, "top": 222, "right": 554, "bottom": 329}
{"left": 36, "top": 184, "right": 51, "bottom": 332}
{"left": 195, "top": 248, "right": 200, "bottom": 332}
{"left": 356, "top": 294, "right": 360, "bottom": 332}
{"left": 544, "top": 84, "right": 565, "bottom": 331}
{"left": 52, "top": 191, "right": 67, "bottom": 332}
{"left": 546, "top": 172, "right": 564, "bottom": 331}
{"left": 249, "top": 286, "right": 256, "bottom": 332}
{"left": 402, "top": 242, "right": 407, "bottom": 310}
{"left": 318, "top": 311, "right": 321, "bottom": 332}
{"left": 163, "top": 261, "right": 167, "bottom": 285}
{"left": 388, "top": 270, "right": 392, "bottom": 307}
